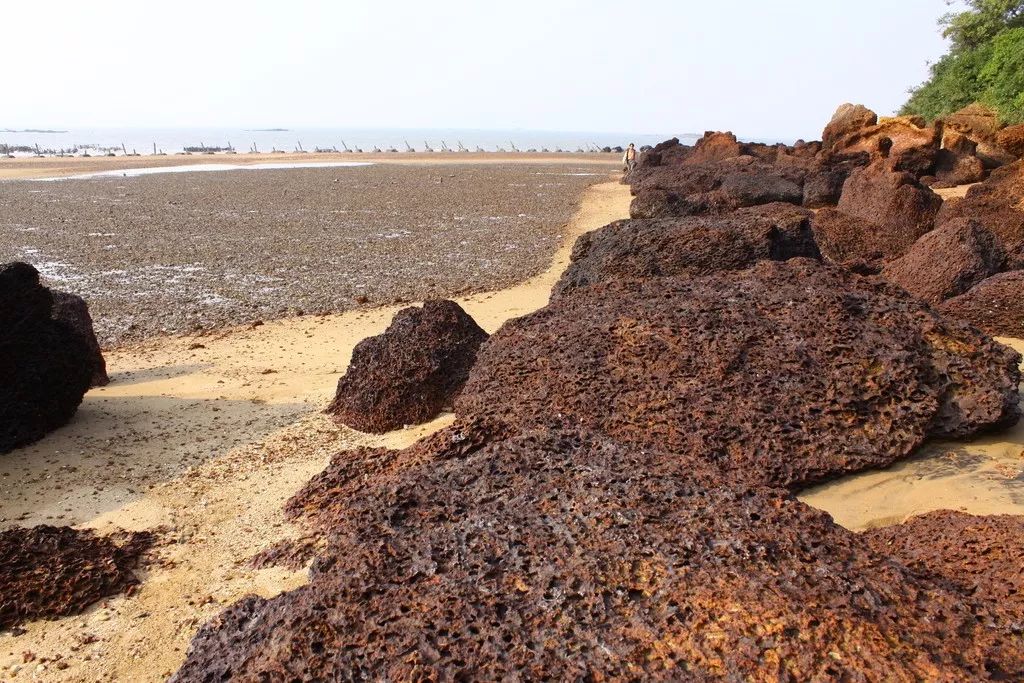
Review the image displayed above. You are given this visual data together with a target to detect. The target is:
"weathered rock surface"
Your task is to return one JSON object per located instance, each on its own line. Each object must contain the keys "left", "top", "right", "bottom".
{"left": 0, "top": 525, "right": 153, "bottom": 629}
{"left": 882, "top": 219, "right": 1006, "bottom": 304}
{"left": 51, "top": 290, "right": 109, "bottom": 387}
{"left": 461, "top": 260, "right": 1021, "bottom": 489}
{"left": 553, "top": 203, "right": 819, "bottom": 298}
{"left": 937, "top": 160, "right": 1024, "bottom": 269}
{"left": 172, "top": 424, "right": 1024, "bottom": 682}
{"left": 863, "top": 511, "right": 1024, "bottom": 630}
{"left": 943, "top": 103, "right": 1016, "bottom": 168}
{"left": 822, "top": 103, "right": 878, "bottom": 150}
{"left": 836, "top": 163, "right": 943, "bottom": 255}
{"left": 326, "top": 299, "right": 488, "bottom": 433}
{"left": 801, "top": 152, "right": 870, "bottom": 208}
{"left": 940, "top": 270, "right": 1024, "bottom": 338}
{"left": 1, "top": 262, "right": 93, "bottom": 454}
{"left": 824, "top": 106, "right": 941, "bottom": 177}
{"left": 996, "top": 124, "right": 1024, "bottom": 158}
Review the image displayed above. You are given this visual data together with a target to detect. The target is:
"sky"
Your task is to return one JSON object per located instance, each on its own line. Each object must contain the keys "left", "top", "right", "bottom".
{"left": 2, "top": 0, "right": 960, "bottom": 141}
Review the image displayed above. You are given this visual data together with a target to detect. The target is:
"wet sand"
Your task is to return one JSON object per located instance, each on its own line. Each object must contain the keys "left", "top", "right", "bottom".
{"left": 0, "top": 152, "right": 620, "bottom": 181}
{"left": 0, "top": 180, "right": 631, "bottom": 681}
{"left": 0, "top": 162, "right": 614, "bottom": 346}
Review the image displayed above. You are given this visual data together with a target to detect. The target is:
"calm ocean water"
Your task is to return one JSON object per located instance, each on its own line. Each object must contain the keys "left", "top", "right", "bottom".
{"left": 1, "top": 127, "right": 688, "bottom": 156}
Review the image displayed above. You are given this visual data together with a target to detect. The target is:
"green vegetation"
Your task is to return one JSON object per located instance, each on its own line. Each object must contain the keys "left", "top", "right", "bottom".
{"left": 902, "top": 0, "right": 1024, "bottom": 124}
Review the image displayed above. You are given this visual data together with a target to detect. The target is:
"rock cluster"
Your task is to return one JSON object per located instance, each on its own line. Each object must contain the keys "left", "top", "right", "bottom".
{"left": 172, "top": 105, "right": 1024, "bottom": 680}
{"left": 1, "top": 262, "right": 95, "bottom": 454}
{"left": 0, "top": 525, "right": 153, "bottom": 629}
{"left": 326, "top": 300, "right": 488, "bottom": 433}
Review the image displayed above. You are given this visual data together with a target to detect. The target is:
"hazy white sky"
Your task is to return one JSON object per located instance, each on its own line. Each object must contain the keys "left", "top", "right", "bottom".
{"left": 2, "top": 0, "right": 957, "bottom": 140}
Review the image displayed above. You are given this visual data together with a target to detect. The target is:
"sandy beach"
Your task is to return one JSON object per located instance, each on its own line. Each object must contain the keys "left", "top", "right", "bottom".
{"left": 0, "top": 152, "right": 620, "bottom": 181}
{"left": 0, "top": 161, "right": 614, "bottom": 346}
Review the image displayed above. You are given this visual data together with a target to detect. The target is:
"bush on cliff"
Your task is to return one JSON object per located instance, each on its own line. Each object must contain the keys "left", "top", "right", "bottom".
{"left": 903, "top": 1, "right": 1024, "bottom": 124}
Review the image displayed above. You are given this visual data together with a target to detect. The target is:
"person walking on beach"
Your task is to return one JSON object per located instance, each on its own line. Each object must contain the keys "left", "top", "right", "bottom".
{"left": 623, "top": 143, "right": 637, "bottom": 173}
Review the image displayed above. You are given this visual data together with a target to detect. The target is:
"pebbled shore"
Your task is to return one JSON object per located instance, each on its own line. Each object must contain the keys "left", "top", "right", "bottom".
{"left": 0, "top": 162, "right": 613, "bottom": 346}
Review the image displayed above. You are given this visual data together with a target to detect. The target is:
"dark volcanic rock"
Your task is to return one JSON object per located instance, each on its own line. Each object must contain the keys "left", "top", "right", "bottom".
{"left": 553, "top": 203, "right": 819, "bottom": 299}
{"left": 326, "top": 300, "right": 488, "bottom": 433}
{"left": 940, "top": 270, "right": 1024, "bottom": 338}
{"left": 0, "top": 525, "right": 153, "bottom": 629}
{"left": 51, "top": 291, "right": 109, "bottom": 387}
{"left": 882, "top": 219, "right": 1006, "bottom": 305}
{"left": 1, "top": 263, "right": 93, "bottom": 454}
{"left": 836, "top": 163, "right": 943, "bottom": 254}
{"left": 801, "top": 152, "right": 870, "bottom": 208}
{"left": 810, "top": 207, "right": 903, "bottom": 264}
{"left": 936, "top": 160, "right": 1024, "bottom": 269}
{"left": 460, "top": 260, "right": 1021, "bottom": 489}
{"left": 863, "top": 511, "right": 1024, "bottom": 629}
{"left": 173, "top": 424, "right": 1024, "bottom": 682}
{"left": 719, "top": 171, "right": 803, "bottom": 206}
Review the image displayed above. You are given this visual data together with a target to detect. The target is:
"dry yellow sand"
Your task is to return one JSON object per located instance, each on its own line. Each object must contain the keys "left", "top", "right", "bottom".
{"left": 0, "top": 152, "right": 619, "bottom": 181}
{"left": 0, "top": 179, "right": 629, "bottom": 681}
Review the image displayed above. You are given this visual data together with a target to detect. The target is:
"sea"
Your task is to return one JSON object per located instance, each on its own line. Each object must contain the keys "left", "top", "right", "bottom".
{"left": 0, "top": 127, "right": 691, "bottom": 157}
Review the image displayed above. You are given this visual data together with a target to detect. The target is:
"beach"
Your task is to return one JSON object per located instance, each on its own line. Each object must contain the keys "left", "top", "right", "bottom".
{"left": 0, "top": 157, "right": 616, "bottom": 345}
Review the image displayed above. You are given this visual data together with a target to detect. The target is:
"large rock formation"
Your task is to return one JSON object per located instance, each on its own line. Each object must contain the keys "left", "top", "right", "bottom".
{"left": 863, "top": 511, "right": 1024, "bottom": 632}
{"left": 460, "top": 260, "right": 1020, "bottom": 489}
{"left": 0, "top": 525, "right": 153, "bottom": 629}
{"left": 936, "top": 160, "right": 1024, "bottom": 269}
{"left": 172, "top": 423, "right": 1024, "bottom": 682}
{"left": 822, "top": 104, "right": 941, "bottom": 177}
{"left": 326, "top": 300, "right": 488, "bottom": 433}
{"left": 822, "top": 103, "right": 878, "bottom": 150}
{"left": 940, "top": 270, "right": 1024, "bottom": 338}
{"left": 553, "top": 203, "right": 819, "bottom": 298}
{"left": 882, "top": 219, "right": 1006, "bottom": 304}
{"left": 1, "top": 263, "right": 94, "bottom": 454}
{"left": 996, "top": 124, "right": 1024, "bottom": 158}
{"left": 51, "top": 290, "right": 109, "bottom": 388}
{"left": 943, "top": 103, "right": 1017, "bottom": 168}
{"left": 836, "top": 163, "right": 943, "bottom": 249}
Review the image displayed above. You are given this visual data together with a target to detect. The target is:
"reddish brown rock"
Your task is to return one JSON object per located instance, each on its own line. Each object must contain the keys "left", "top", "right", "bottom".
{"left": 553, "top": 203, "right": 819, "bottom": 298}
{"left": 325, "top": 299, "right": 488, "bottom": 433}
{"left": 824, "top": 108, "right": 940, "bottom": 177}
{"left": 863, "top": 511, "right": 1024, "bottom": 630}
{"left": 942, "top": 103, "right": 1015, "bottom": 168}
{"left": 0, "top": 525, "right": 153, "bottom": 629}
{"left": 460, "top": 260, "right": 1020, "bottom": 489}
{"left": 801, "top": 152, "right": 871, "bottom": 208}
{"left": 51, "top": 291, "right": 109, "bottom": 388}
{"left": 936, "top": 160, "right": 1024, "bottom": 269}
{"left": 822, "top": 103, "right": 878, "bottom": 150}
{"left": 172, "top": 425, "right": 1024, "bottom": 682}
{"left": 996, "top": 124, "right": 1024, "bottom": 158}
{"left": 810, "top": 207, "right": 908, "bottom": 264}
{"left": 940, "top": 270, "right": 1024, "bottom": 338}
{"left": 683, "top": 130, "right": 743, "bottom": 164}
{"left": 836, "top": 163, "right": 943, "bottom": 251}
{"left": 1, "top": 263, "right": 93, "bottom": 454}
{"left": 882, "top": 219, "right": 1006, "bottom": 304}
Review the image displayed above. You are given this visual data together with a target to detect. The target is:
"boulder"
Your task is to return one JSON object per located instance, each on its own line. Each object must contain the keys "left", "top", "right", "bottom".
{"left": 940, "top": 270, "right": 1024, "bottom": 338}
{"left": 863, "top": 511, "right": 1024, "bottom": 632}
{"left": 882, "top": 219, "right": 1006, "bottom": 304}
{"left": 684, "top": 130, "right": 743, "bottom": 165}
{"left": 996, "top": 124, "right": 1024, "bottom": 158}
{"left": 1, "top": 263, "right": 93, "bottom": 454}
{"left": 51, "top": 291, "right": 109, "bottom": 387}
{"left": 720, "top": 171, "right": 803, "bottom": 206}
{"left": 936, "top": 160, "right": 1024, "bottom": 269}
{"left": 0, "top": 525, "right": 153, "bottom": 629}
{"left": 833, "top": 162, "right": 943, "bottom": 257}
{"left": 824, "top": 108, "right": 941, "bottom": 178}
{"left": 801, "top": 152, "right": 871, "bottom": 208}
{"left": 553, "top": 203, "right": 819, "bottom": 299}
{"left": 822, "top": 103, "right": 878, "bottom": 150}
{"left": 459, "top": 260, "right": 1021, "bottom": 489}
{"left": 325, "top": 300, "right": 488, "bottom": 433}
{"left": 172, "top": 423, "right": 1024, "bottom": 682}
{"left": 811, "top": 207, "right": 909, "bottom": 264}
{"left": 943, "top": 103, "right": 1016, "bottom": 169}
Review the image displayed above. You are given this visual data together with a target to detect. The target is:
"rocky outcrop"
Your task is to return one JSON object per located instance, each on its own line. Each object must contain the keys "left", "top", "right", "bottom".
{"left": 172, "top": 423, "right": 1024, "bottom": 682}
{"left": 837, "top": 163, "right": 943, "bottom": 246}
{"left": 940, "top": 270, "right": 1024, "bottom": 338}
{"left": 326, "top": 300, "right": 488, "bottom": 433}
{"left": 0, "top": 525, "right": 153, "bottom": 629}
{"left": 996, "top": 124, "right": 1024, "bottom": 158}
{"left": 460, "top": 260, "right": 1020, "bottom": 490}
{"left": 882, "top": 219, "right": 1006, "bottom": 304}
{"left": 864, "top": 511, "right": 1024, "bottom": 631}
{"left": 1, "top": 262, "right": 94, "bottom": 454}
{"left": 51, "top": 291, "right": 109, "bottom": 388}
{"left": 942, "top": 103, "right": 1017, "bottom": 168}
{"left": 822, "top": 103, "right": 878, "bottom": 150}
{"left": 553, "top": 203, "right": 819, "bottom": 298}
{"left": 936, "top": 160, "right": 1024, "bottom": 269}
{"left": 823, "top": 105, "right": 941, "bottom": 177}
{"left": 932, "top": 131, "right": 988, "bottom": 187}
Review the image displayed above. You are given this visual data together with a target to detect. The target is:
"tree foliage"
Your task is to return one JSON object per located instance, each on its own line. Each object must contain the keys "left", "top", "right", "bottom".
{"left": 903, "top": 1, "right": 1024, "bottom": 123}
